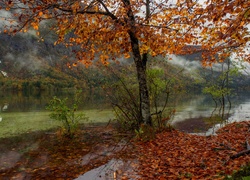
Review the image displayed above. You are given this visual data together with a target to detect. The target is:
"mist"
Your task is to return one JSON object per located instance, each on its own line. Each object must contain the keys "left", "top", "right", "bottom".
{"left": 168, "top": 54, "right": 250, "bottom": 76}
{"left": 3, "top": 50, "right": 43, "bottom": 72}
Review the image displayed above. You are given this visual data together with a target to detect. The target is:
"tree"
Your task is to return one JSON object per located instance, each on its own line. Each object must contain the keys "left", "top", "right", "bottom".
{"left": 203, "top": 57, "right": 245, "bottom": 119}
{"left": 2, "top": 0, "right": 249, "bottom": 125}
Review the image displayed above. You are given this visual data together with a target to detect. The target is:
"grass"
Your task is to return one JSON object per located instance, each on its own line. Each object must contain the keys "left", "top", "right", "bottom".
{"left": 0, "top": 111, "right": 59, "bottom": 137}
{"left": 0, "top": 109, "right": 114, "bottom": 138}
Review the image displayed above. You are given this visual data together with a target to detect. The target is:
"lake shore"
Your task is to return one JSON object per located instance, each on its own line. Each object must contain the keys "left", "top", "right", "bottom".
{"left": 1, "top": 121, "right": 250, "bottom": 179}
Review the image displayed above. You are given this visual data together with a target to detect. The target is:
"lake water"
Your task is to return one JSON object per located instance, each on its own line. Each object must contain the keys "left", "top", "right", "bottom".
{"left": 0, "top": 90, "right": 113, "bottom": 137}
{"left": 0, "top": 90, "right": 250, "bottom": 137}
{"left": 172, "top": 92, "right": 250, "bottom": 135}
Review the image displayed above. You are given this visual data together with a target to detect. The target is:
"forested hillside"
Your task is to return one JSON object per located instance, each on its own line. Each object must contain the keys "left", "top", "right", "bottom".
{"left": 0, "top": 30, "right": 85, "bottom": 90}
{"left": 0, "top": 30, "right": 189, "bottom": 92}
{"left": 0, "top": 30, "right": 249, "bottom": 92}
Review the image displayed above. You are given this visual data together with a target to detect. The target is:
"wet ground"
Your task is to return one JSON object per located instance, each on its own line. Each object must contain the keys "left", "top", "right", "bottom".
{"left": 0, "top": 117, "right": 244, "bottom": 179}
{"left": 0, "top": 124, "right": 137, "bottom": 180}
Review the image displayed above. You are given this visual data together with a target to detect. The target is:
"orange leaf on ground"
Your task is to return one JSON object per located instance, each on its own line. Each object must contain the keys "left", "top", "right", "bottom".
{"left": 135, "top": 121, "right": 250, "bottom": 179}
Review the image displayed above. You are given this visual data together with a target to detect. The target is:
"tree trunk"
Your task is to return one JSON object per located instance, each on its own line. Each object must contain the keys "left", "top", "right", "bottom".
{"left": 123, "top": 0, "right": 152, "bottom": 125}
{"left": 128, "top": 30, "right": 152, "bottom": 125}
{"left": 138, "top": 54, "right": 152, "bottom": 125}
{"left": 135, "top": 54, "right": 152, "bottom": 125}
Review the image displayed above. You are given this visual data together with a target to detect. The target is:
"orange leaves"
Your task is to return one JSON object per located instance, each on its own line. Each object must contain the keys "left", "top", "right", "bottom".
{"left": 5, "top": 0, "right": 14, "bottom": 11}
{"left": 124, "top": 53, "right": 130, "bottom": 59}
{"left": 135, "top": 121, "right": 250, "bottom": 179}
{"left": 69, "top": 37, "right": 83, "bottom": 44}
{"left": 5, "top": 6, "right": 11, "bottom": 11}
{"left": 38, "top": 11, "right": 43, "bottom": 17}
{"left": 100, "top": 54, "right": 110, "bottom": 65}
{"left": 223, "top": 3, "right": 234, "bottom": 14}
{"left": 3, "top": 0, "right": 249, "bottom": 67}
{"left": 31, "top": 22, "right": 39, "bottom": 30}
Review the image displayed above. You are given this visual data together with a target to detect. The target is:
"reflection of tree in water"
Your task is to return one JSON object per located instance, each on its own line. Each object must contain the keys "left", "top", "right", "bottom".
{"left": 0, "top": 90, "right": 110, "bottom": 112}
{"left": 0, "top": 90, "right": 62, "bottom": 112}
{"left": 203, "top": 58, "right": 244, "bottom": 122}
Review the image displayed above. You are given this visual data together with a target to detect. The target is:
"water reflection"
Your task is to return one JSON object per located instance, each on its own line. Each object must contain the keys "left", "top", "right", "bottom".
{"left": 0, "top": 90, "right": 110, "bottom": 112}
{"left": 76, "top": 159, "right": 138, "bottom": 180}
{"left": 75, "top": 139, "right": 138, "bottom": 180}
{"left": 172, "top": 93, "right": 250, "bottom": 135}
{"left": 1, "top": 90, "right": 250, "bottom": 136}
{"left": 203, "top": 98, "right": 250, "bottom": 136}
{"left": 172, "top": 95, "right": 215, "bottom": 123}
{"left": 0, "top": 151, "right": 21, "bottom": 170}
{"left": 228, "top": 99, "right": 250, "bottom": 121}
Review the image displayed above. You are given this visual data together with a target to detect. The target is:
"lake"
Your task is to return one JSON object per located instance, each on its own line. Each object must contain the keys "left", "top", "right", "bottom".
{"left": 172, "top": 92, "right": 250, "bottom": 135}
{"left": 0, "top": 90, "right": 113, "bottom": 137}
{"left": 0, "top": 90, "right": 250, "bottom": 137}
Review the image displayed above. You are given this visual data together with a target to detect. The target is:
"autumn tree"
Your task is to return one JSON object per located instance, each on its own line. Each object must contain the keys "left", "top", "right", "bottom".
{"left": 2, "top": 0, "right": 249, "bottom": 125}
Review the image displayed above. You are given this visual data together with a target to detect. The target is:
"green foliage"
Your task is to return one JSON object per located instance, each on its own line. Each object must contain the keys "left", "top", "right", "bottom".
{"left": 203, "top": 85, "right": 231, "bottom": 99}
{"left": 147, "top": 68, "right": 165, "bottom": 97}
{"left": 147, "top": 61, "right": 182, "bottom": 130}
{"left": 46, "top": 90, "right": 88, "bottom": 137}
{"left": 107, "top": 59, "right": 186, "bottom": 132}
{"left": 201, "top": 58, "right": 241, "bottom": 120}
{"left": 135, "top": 124, "right": 155, "bottom": 142}
{"left": 202, "top": 59, "right": 243, "bottom": 100}
{"left": 224, "top": 163, "right": 250, "bottom": 180}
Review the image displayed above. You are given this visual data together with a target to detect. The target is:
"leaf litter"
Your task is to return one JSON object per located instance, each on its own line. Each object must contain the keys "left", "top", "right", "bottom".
{"left": 135, "top": 121, "right": 250, "bottom": 179}
{"left": 0, "top": 122, "right": 250, "bottom": 179}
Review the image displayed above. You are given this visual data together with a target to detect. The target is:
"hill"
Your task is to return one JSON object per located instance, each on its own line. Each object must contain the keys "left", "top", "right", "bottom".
{"left": 0, "top": 29, "right": 249, "bottom": 92}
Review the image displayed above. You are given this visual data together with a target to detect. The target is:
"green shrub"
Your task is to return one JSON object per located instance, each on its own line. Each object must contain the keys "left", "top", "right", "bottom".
{"left": 46, "top": 90, "right": 88, "bottom": 138}
{"left": 224, "top": 164, "right": 250, "bottom": 180}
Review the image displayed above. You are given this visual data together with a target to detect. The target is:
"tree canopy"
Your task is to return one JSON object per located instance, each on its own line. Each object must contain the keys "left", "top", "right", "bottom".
{"left": 2, "top": 0, "right": 249, "bottom": 61}
{"left": 1, "top": 0, "right": 249, "bottom": 125}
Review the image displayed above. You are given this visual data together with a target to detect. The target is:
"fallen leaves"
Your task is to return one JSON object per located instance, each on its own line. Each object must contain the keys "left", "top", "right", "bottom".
{"left": 1, "top": 122, "right": 249, "bottom": 179}
{"left": 135, "top": 121, "right": 250, "bottom": 179}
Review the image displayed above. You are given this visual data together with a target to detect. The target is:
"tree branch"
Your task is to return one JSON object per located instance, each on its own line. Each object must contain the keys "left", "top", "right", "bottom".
{"left": 52, "top": 2, "right": 119, "bottom": 22}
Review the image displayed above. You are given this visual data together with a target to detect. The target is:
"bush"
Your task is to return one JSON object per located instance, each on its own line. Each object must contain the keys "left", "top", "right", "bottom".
{"left": 46, "top": 90, "right": 88, "bottom": 138}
